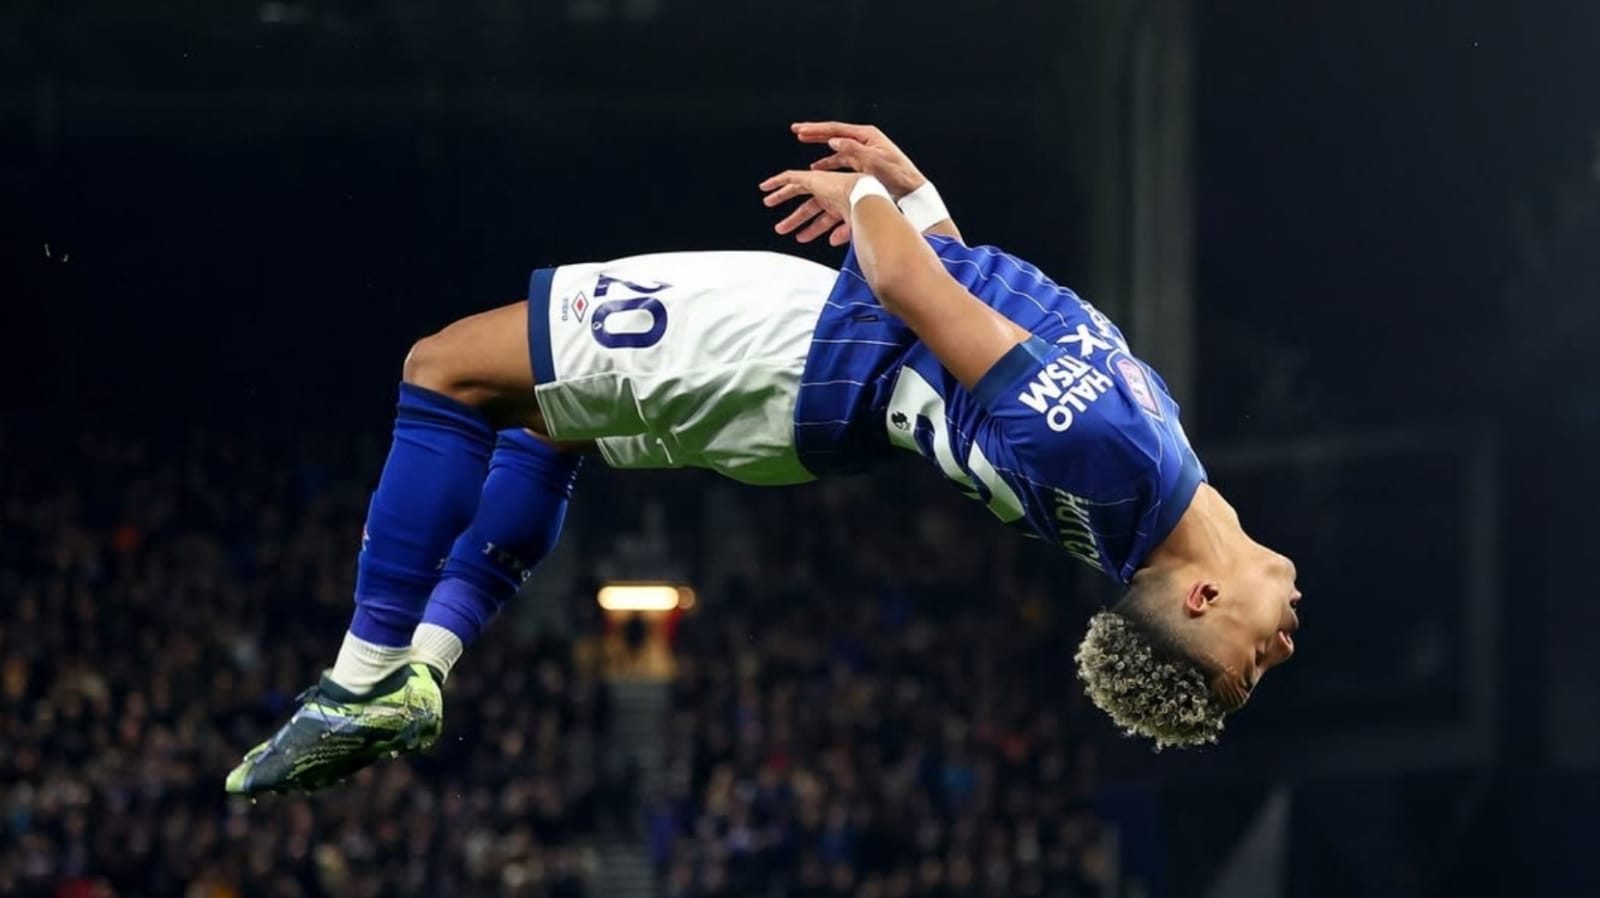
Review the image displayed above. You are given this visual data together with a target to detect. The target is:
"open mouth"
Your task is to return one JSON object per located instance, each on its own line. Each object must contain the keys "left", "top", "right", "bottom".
{"left": 1281, "top": 605, "right": 1300, "bottom": 652}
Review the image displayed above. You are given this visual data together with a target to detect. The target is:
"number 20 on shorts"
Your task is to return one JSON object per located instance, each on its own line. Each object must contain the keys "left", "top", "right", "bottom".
{"left": 589, "top": 275, "right": 671, "bottom": 350}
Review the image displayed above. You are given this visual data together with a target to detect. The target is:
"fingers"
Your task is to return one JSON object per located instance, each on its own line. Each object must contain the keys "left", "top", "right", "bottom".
{"left": 795, "top": 212, "right": 840, "bottom": 244}
{"left": 791, "top": 121, "right": 877, "bottom": 144}
{"left": 760, "top": 170, "right": 823, "bottom": 209}
{"left": 774, "top": 199, "right": 823, "bottom": 235}
{"left": 762, "top": 169, "right": 855, "bottom": 246}
{"left": 761, "top": 184, "right": 804, "bottom": 207}
{"left": 809, "top": 137, "right": 870, "bottom": 173}
{"left": 768, "top": 191, "right": 848, "bottom": 245}
{"left": 761, "top": 182, "right": 809, "bottom": 208}
{"left": 759, "top": 170, "right": 806, "bottom": 192}
{"left": 775, "top": 198, "right": 841, "bottom": 245}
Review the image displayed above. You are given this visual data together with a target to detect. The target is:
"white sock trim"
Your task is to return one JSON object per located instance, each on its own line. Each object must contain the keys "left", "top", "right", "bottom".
{"left": 410, "top": 623, "right": 465, "bottom": 681}
{"left": 328, "top": 632, "right": 412, "bottom": 693}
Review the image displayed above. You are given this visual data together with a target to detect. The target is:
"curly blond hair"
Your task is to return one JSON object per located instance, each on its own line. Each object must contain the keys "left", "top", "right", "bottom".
{"left": 1074, "top": 596, "right": 1229, "bottom": 750}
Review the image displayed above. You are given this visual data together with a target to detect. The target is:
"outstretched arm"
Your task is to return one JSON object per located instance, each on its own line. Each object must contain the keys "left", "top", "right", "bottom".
{"left": 847, "top": 178, "right": 1016, "bottom": 386}
{"left": 761, "top": 170, "right": 1022, "bottom": 389}
{"left": 775, "top": 121, "right": 964, "bottom": 247}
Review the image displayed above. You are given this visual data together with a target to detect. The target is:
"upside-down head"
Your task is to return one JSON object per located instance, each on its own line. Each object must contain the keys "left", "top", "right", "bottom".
{"left": 1075, "top": 555, "right": 1300, "bottom": 749}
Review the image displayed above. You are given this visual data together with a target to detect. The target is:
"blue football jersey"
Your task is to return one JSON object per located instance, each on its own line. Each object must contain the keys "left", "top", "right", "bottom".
{"left": 793, "top": 236, "right": 1205, "bottom": 582}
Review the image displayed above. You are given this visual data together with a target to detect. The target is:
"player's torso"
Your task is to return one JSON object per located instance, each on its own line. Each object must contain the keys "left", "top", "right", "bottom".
{"left": 794, "top": 237, "right": 1204, "bottom": 580}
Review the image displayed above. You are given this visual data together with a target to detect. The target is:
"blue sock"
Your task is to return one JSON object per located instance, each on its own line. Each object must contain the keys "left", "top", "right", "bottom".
{"left": 414, "top": 430, "right": 580, "bottom": 666}
{"left": 348, "top": 383, "right": 496, "bottom": 647}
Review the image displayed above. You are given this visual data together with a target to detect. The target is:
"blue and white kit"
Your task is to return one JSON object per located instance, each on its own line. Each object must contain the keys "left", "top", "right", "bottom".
{"left": 527, "top": 236, "right": 1205, "bottom": 581}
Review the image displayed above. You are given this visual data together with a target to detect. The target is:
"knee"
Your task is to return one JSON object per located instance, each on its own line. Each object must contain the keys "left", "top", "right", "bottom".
{"left": 402, "top": 304, "right": 538, "bottom": 424}
{"left": 402, "top": 331, "right": 473, "bottom": 402}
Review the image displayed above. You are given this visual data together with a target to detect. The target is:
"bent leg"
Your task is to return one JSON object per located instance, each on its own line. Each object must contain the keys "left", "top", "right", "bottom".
{"left": 402, "top": 301, "right": 538, "bottom": 423}
{"left": 334, "top": 381, "right": 496, "bottom": 689}
{"left": 334, "top": 301, "right": 585, "bottom": 692}
{"left": 411, "top": 429, "right": 581, "bottom": 678}
{"left": 402, "top": 299, "right": 590, "bottom": 442}
{"left": 227, "top": 300, "right": 593, "bottom": 795}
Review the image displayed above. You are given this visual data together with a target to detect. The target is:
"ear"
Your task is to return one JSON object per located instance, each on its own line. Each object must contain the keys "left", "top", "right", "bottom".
{"left": 1183, "top": 580, "right": 1221, "bottom": 617}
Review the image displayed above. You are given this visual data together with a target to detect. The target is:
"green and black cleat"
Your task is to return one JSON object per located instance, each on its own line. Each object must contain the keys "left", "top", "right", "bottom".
{"left": 225, "top": 662, "right": 443, "bottom": 795}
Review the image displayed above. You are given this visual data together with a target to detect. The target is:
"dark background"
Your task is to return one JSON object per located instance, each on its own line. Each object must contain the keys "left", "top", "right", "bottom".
{"left": 3, "top": 1, "right": 1598, "bottom": 896}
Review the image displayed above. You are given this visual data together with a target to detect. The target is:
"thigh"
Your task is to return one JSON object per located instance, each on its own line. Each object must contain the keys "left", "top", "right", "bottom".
{"left": 413, "top": 300, "right": 564, "bottom": 435}
{"left": 530, "top": 251, "right": 836, "bottom": 382}
{"left": 528, "top": 251, "right": 837, "bottom": 483}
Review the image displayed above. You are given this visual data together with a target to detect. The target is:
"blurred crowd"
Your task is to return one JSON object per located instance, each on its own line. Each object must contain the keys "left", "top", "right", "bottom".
{"left": 651, "top": 478, "right": 1115, "bottom": 898}
{"left": 0, "top": 430, "right": 610, "bottom": 898}
{"left": 0, "top": 427, "right": 1114, "bottom": 898}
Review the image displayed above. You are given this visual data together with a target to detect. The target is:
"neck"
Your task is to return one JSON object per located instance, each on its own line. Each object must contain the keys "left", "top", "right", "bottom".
{"left": 1141, "top": 483, "right": 1254, "bottom": 579}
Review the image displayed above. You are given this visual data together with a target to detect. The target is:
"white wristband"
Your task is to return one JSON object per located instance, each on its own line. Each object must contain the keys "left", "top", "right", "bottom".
{"left": 897, "top": 181, "right": 950, "bottom": 232}
{"left": 849, "top": 175, "right": 894, "bottom": 210}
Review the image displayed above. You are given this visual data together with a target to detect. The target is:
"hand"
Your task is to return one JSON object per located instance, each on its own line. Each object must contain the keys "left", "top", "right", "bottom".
{"left": 792, "top": 121, "right": 928, "bottom": 199}
{"left": 760, "top": 169, "right": 862, "bottom": 248}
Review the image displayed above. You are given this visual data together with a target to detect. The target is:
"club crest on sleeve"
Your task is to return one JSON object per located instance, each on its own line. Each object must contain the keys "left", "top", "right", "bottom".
{"left": 1115, "top": 357, "right": 1163, "bottom": 419}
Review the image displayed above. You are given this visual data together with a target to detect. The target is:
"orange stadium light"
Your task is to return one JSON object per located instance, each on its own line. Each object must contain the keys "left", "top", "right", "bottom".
{"left": 596, "top": 582, "right": 695, "bottom": 611}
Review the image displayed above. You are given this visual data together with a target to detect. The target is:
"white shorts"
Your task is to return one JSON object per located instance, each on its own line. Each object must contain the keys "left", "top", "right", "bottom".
{"left": 527, "top": 251, "right": 837, "bottom": 486}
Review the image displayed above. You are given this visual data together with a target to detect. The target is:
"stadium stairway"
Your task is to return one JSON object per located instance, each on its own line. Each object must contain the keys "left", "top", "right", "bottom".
{"left": 595, "top": 678, "right": 671, "bottom": 898}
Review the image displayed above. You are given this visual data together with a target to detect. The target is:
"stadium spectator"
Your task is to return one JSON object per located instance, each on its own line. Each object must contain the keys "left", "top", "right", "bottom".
{"left": 652, "top": 479, "right": 1115, "bottom": 898}
{"left": 0, "top": 430, "right": 1114, "bottom": 898}
{"left": 0, "top": 432, "right": 605, "bottom": 898}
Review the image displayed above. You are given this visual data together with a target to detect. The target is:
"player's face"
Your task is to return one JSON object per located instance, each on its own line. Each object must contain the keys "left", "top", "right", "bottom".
{"left": 1201, "top": 552, "right": 1301, "bottom": 709}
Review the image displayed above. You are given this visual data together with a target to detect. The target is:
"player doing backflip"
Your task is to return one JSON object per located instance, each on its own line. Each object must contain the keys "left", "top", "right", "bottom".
{"left": 226, "top": 122, "right": 1301, "bottom": 795}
